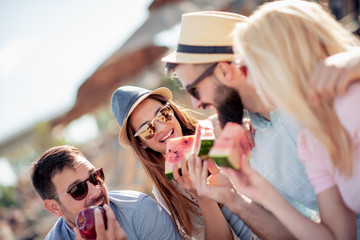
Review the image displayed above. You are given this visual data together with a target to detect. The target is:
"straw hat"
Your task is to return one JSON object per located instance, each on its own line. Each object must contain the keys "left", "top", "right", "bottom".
{"left": 162, "top": 11, "right": 248, "bottom": 64}
{"left": 111, "top": 85, "right": 172, "bottom": 147}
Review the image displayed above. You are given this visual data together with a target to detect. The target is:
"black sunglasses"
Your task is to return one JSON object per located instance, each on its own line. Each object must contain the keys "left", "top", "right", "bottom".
{"left": 51, "top": 168, "right": 105, "bottom": 201}
{"left": 184, "top": 63, "right": 218, "bottom": 100}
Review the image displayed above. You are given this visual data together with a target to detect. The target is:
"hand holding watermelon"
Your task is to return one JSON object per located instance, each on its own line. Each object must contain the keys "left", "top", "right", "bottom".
{"left": 165, "top": 120, "right": 215, "bottom": 180}
{"left": 173, "top": 154, "right": 198, "bottom": 198}
{"left": 243, "top": 118, "right": 256, "bottom": 149}
{"left": 209, "top": 122, "right": 252, "bottom": 169}
{"left": 188, "top": 156, "right": 238, "bottom": 206}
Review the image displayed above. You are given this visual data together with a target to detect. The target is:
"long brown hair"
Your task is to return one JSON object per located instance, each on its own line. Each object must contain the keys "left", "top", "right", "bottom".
{"left": 126, "top": 94, "right": 200, "bottom": 236}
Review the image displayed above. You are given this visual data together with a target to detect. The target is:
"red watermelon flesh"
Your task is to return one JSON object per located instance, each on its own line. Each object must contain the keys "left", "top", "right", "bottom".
{"left": 165, "top": 135, "right": 195, "bottom": 180}
{"left": 192, "top": 120, "right": 215, "bottom": 158}
{"left": 209, "top": 122, "right": 251, "bottom": 169}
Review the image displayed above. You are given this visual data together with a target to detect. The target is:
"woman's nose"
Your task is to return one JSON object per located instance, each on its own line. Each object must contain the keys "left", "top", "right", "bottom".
{"left": 154, "top": 119, "right": 167, "bottom": 133}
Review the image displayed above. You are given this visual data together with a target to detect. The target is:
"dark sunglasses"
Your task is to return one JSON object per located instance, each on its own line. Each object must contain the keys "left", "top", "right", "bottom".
{"left": 51, "top": 168, "right": 105, "bottom": 201}
{"left": 134, "top": 103, "right": 174, "bottom": 140}
{"left": 184, "top": 63, "right": 218, "bottom": 100}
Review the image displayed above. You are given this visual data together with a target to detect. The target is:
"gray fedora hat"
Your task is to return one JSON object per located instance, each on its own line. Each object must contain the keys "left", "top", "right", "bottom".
{"left": 111, "top": 85, "right": 172, "bottom": 147}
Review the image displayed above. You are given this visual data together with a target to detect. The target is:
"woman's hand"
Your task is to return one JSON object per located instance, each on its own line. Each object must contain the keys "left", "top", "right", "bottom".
{"left": 173, "top": 158, "right": 198, "bottom": 198}
{"left": 222, "top": 155, "right": 277, "bottom": 209}
{"left": 188, "top": 155, "right": 238, "bottom": 206}
{"left": 243, "top": 119, "right": 256, "bottom": 149}
{"left": 308, "top": 49, "right": 360, "bottom": 103}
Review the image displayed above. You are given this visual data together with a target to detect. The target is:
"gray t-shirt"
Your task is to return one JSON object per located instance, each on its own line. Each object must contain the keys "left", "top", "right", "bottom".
{"left": 45, "top": 190, "right": 181, "bottom": 240}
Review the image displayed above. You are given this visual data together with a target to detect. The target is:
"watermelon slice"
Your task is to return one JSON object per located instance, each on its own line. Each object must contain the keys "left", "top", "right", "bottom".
{"left": 209, "top": 122, "right": 251, "bottom": 169}
{"left": 165, "top": 135, "right": 195, "bottom": 180}
{"left": 192, "top": 120, "right": 215, "bottom": 159}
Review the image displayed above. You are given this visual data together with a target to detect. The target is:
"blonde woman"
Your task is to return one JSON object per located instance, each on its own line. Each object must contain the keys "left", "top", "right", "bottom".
{"left": 111, "top": 85, "right": 250, "bottom": 240}
{"left": 218, "top": 0, "right": 360, "bottom": 239}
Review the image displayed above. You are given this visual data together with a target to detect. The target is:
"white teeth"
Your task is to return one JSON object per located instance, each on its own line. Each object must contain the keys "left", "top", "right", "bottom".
{"left": 161, "top": 130, "right": 173, "bottom": 142}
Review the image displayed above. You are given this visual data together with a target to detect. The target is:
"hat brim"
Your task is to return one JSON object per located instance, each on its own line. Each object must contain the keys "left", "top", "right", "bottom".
{"left": 118, "top": 87, "right": 172, "bottom": 147}
{"left": 161, "top": 50, "right": 235, "bottom": 64}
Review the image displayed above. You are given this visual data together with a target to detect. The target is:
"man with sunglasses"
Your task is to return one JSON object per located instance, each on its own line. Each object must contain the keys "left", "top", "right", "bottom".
{"left": 30, "top": 145, "right": 180, "bottom": 240}
{"left": 162, "top": 11, "right": 319, "bottom": 239}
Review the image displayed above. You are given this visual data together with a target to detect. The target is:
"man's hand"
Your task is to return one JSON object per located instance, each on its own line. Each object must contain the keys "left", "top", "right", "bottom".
{"left": 74, "top": 204, "right": 127, "bottom": 240}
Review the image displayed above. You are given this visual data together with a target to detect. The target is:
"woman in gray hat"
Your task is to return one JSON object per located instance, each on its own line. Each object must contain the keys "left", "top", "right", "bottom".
{"left": 111, "top": 85, "right": 250, "bottom": 240}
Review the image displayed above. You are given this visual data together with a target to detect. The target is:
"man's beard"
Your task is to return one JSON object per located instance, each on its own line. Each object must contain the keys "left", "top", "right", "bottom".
{"left": 214, "top": 84, "right": 244, "bottom": 129}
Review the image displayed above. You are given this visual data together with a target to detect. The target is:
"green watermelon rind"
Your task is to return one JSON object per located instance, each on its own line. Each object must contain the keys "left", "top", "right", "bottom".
{"left": 210, "top": 156, "right": 234, "bottom": 168}
{"left": 165, "top": 165, "right": 183, "bottom": 180}
{"left": 197, "top": 139, "right": 214, "bottom": 157}
{"left": 210, "top": 153, "right": 252, "bottom": 169}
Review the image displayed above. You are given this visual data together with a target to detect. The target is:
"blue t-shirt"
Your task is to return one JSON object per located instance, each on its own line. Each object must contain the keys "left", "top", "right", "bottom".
{"left": 45, "top": 190, "right": 180, "bottom": 240}
{"left": 248, "top": 111, "right": 318, "bottom": 213}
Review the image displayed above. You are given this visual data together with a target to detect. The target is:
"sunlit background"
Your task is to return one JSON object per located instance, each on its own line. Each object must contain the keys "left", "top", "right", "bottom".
{"left": 0, "top": 0, "right": 358, "bottom": 239}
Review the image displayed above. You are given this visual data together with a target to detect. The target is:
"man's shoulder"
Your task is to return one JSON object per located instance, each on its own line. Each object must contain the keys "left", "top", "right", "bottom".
{"left": 109, "top": 190, "right": 149, "bottom": 201}
{"left": 45, "top": 217, "right": 74, "bottom": 240}
{"left": 109, "top": 190, "right": 155, "bottom": 209}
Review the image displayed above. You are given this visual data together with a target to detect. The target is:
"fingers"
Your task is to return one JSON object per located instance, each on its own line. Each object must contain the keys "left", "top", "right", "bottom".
{"left": 250, "top": 122, "right": 256, "bottom": 134}
{"left": 196, "top": 157, "right": 208, "bottom": 196}
{"left": 206, "top": 158, "right": 221, "bottom": 174}
{"left": 239, "top": 155, "right": 253, "bottom": 175}
{"left": 308, "top": 62, "right": 321, "bottom": 100}
{"left": 337, "top": 71, "right": 350, "bottom": 96}
{"left": 101, "top": 204, "right": 127, "bottom": 240}
{"left": 188, "top": 153, "right": 196, "bottom": 181}
{"left": 200, "top": 159, "right": 209, "bottom": 192}
{"left": 73, "top": 227, "right": 86, "bottom": 240}
{"left": 172, "top": 164, "right": 183, "bottom": 186}
{"left": 325, "top": 68, "right": 342, "bottom": 96}
{"left": 337, "top": 69, "right": 359, "bottom": 96}
{"left": 180, "top": 159, "right": 192, "bottom": 191}
{"left": 181, "top": 158, "right": 189, "bottom": 177}
{"left": 94, "top": 206, "right": 107, "bottom": 237}
{"left": 245, "top": 129, "right": 255, "bottom": 149}
{"left": 308, "top": 62, "right": 327, "bottom": 104}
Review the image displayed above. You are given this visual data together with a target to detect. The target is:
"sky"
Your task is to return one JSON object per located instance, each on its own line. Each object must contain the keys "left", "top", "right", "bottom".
{"left": 0, "top": 0, "right": 153, "bottom": 145}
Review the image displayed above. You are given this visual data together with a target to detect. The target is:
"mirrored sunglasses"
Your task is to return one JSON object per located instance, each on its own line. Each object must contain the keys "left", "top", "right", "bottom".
{"left": 134, "top": 103, "right": 174, "bottom": 140}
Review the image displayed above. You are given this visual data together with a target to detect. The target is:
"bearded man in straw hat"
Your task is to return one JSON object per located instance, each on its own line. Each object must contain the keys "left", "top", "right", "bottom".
{"left": 162, "top": 11, "right": 319, "bottom": 239}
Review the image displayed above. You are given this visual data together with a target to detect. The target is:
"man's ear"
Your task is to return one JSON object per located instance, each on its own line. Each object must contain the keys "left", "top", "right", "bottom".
{"left": 213, "top": 62, "right": 235, "bottom": 86}
{"left": 44, "top": 199, "right": 63, "bottom": 217}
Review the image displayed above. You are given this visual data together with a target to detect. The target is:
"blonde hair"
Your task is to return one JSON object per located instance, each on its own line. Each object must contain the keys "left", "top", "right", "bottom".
{"left": 126, "top": 95, "right": 200, "bottom": 237}
{"left": 234, "top": 0, "right": 360, "bottom": 176}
